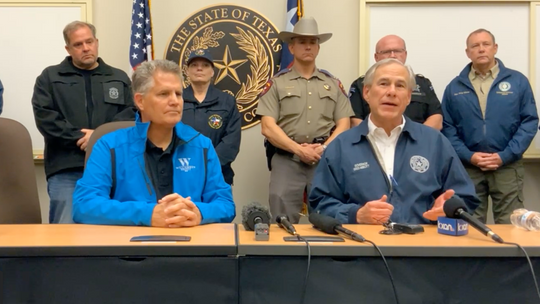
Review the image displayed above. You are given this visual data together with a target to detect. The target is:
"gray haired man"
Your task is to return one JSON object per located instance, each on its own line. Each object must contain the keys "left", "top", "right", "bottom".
{"left": 32, "top": 21, "right": 135, "bottom": 223}
{"left": 73, "top": 60, "right": 235, "bottom": 226}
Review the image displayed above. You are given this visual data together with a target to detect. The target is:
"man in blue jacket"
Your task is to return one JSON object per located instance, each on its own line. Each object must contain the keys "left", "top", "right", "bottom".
{"left": 73, "top": 60, "right": 235, "bottom": 226}
{"left": 309, "top": 58, "right": 479, "bottom": 224}
{"left": 442, "top": 29, "right": 538, "bottom": 224}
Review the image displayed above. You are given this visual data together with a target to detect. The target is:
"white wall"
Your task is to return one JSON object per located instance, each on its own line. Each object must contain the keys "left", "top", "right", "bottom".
{"left": 31, "top": 0, "right": 540, "bottom": 224}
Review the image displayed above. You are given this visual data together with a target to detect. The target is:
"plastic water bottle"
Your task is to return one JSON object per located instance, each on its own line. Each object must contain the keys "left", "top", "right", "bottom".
{"left": 510, "top": 209, "right": 540, "bottom": 231}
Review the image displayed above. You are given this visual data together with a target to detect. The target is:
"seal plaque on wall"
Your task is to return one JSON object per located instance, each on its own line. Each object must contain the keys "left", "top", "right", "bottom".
{"left": 165, "top": 4, "right": 282, "bottom": 130}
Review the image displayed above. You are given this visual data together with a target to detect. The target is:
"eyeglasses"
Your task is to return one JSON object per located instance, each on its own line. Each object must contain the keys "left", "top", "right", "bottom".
{"left": 377, "top": 48, "right": 406, "bottom": 55}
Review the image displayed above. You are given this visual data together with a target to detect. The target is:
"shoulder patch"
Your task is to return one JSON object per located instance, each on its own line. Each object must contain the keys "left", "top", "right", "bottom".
{"left": 259, "top": 79, "right": 273, "bottom": 97}
{"left": 274, "top": 68, "right": 291, "bottom": 78}
{"left": 416, "top": 74, "right": 434, "bottom": 90}
{"left": 338, "top": 80, "right": 347, "bottom": 96}
{"left": 318, "top": 68, "right": 336, "bottom": 79}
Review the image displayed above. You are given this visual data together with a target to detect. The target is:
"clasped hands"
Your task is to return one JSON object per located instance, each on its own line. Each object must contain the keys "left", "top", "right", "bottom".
{"left": 151, "top": 193, "right": 202, "bottom": 227}
{"left": 471, "top": 152, "right": 502, "bottom": 171}
{"left": 296, "top": 143, "right": 324, "bottom": 165}
{"left": 356, "top": 189, "right": 456, "bottom": 224}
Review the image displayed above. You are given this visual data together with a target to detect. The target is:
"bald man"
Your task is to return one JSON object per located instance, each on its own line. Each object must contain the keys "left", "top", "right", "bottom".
{"left": 349, "top": 35, "right": 442, "bottom": 129}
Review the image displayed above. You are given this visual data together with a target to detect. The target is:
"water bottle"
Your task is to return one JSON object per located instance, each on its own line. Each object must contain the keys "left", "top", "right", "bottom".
{"left": 510, "top": 209, "right": 540, "bottom": 231}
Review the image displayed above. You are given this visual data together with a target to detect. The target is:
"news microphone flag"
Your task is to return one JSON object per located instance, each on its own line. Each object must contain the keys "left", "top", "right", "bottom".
{"left": 437, "top": 216, "right": 469, "bottom": 236}
{"left": 130, "top": 0, "right": 154, "bottom": 70}
{"left": 279, "top": 0, "right": 303, "bottom": 71}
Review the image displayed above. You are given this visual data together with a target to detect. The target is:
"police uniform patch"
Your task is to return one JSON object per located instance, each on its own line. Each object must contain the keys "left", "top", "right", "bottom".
{"left": 323, "top": 84, "right": 330, "bottom": 90}
{"left": 499, "top": 82, "right": 511, "bottom": 92}
{"left": 109, "top": 87, "right": 119, "bottom": 100}
{"left": 260, "top": 80, "right": 273, "bottom": 97}
{"left": 410, "top": 155, "right": 429, "bottom": 173}
{"left": 208, "top": 114, "right": 223, "bottom": 129}
{"left": 348, "top": 86, "right": 356, "bottom": 98}
{"left": 338, "top": 80, "right": 347, "bottom": 96}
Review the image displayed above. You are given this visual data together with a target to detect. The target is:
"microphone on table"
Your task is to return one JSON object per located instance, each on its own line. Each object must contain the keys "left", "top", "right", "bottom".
{"left": 443, "top": 196, "right": 504, "bottom": 244}
{"left": 308, "top": 213, "right": 366, "bottom": 242}
{"left": 276, "top": 215, "right": 298, "bottom": 235}
{"left": 241, "top": 202, "right": 271, "bottom": 241}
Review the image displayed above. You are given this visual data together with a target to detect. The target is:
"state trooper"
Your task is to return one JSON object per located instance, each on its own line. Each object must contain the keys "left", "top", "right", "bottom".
{"left": 256, "top": 17, "right": 354, "bottom": 223}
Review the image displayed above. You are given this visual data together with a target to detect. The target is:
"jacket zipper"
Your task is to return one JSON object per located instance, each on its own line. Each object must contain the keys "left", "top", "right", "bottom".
{"left": 365, "top": 135, "right": 393, "bottom": 196}
{"left": 137, "top": 157, "right": 153, "bottom": 196}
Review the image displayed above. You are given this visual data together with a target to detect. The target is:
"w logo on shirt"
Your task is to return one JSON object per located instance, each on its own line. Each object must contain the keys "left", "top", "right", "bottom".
{"left": 177, "top": 158, "right": 196, "bottom": 172}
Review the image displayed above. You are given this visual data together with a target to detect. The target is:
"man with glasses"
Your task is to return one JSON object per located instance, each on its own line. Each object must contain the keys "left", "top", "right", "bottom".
{"left": 349, "top": 35, "right": 442, "bottom": 129}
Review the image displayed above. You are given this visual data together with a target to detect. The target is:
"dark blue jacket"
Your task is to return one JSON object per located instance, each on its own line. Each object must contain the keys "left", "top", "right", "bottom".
{"left": 73, "top": 117, "right": 235, "bottom": 226}
{"left": 182, "top": 85, "right": 241, "bottom": 185}
{"left": 442, "top": 59, "right": 538, "bottom": 165}
{"left": 309, "top": 118, "right": 479, "bottom": 224}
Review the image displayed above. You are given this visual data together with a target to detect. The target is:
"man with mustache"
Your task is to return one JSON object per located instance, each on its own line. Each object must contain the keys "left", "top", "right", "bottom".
{"left": 32, "top": 21, "right": 135, "bottom": 223}
{"left": 256, "top": 17, "right": 354, "bottom": 223}
{"left": 442, "top": 29, "right": 538, "bottom": 224}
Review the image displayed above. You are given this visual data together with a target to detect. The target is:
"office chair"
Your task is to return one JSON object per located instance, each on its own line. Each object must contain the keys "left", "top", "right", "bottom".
{"left": 85, "top": 121, "right": 135, "bottom": 166}
{"left": 0, "top": 118, "right": 42, "bottom": 223}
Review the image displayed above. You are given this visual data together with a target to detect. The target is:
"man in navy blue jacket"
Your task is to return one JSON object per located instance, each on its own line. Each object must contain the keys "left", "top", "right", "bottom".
{"left": 442, "top": 29, "right": 538, "bottom": 224}
{"left": 309, "top": 58, "right": 479, "bottom": 225}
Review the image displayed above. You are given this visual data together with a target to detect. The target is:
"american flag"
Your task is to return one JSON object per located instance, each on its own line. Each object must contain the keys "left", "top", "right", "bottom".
{"left": 279, "top": 0, "right": 303, "bottom": 71}
{"left": 130, "top": 0, "right": 153, "bottom": 69}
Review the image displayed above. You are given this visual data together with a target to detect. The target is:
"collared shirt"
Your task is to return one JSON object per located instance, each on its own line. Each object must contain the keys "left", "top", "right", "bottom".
{"left": 468, "top": 62, "right": 500, "bottom": 118}
{"left": 367, "top": 115, "right": 405, "bottom": 177}
{"left": 256, "top": 66, "right": 354, "bottom": 143}
{"left": 145, "top": 132, "right": 180, "bottom": 200}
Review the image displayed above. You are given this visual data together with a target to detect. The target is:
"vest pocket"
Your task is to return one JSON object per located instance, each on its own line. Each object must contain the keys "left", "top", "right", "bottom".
{"left": 103, "top": 81, "right": 125, "bottom": 105}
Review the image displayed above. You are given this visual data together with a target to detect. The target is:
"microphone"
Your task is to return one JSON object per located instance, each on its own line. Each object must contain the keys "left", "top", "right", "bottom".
{"left": 241, "top": 202, "right": 271, "bottom": 241}
{"left": 443, "top": 196, "right": 504, "bottom": 244}
{"left": 308, "top": 213, "right": 366, "bottom": 242}
{"left": 276, "top": 215, "right": 298, "bottom": 235}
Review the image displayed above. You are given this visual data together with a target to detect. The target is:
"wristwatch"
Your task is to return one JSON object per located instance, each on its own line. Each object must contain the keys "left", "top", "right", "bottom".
{"left": 322, "top": 144, "right": 327, "bottom": 150}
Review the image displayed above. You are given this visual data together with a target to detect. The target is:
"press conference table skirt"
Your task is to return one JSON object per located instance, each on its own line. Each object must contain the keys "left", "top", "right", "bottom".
{"left": 0, "top": 224, "right": 238, "bottom": 304}
{"left": 0, "top": 224, "right": 538, "bottom": 304}
{"left": 237, "top": 225, "right": 540, "bottom": 304}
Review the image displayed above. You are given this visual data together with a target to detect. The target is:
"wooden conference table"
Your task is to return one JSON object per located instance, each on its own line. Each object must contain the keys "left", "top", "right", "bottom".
{"left": 0, "top": 224, "right": 237, "bottom": 304}
{"left": 0, "top": 223, "right": 538, "bottom": 304}
{"left": 237, "top": 224, "right": 540, "bottom": 304}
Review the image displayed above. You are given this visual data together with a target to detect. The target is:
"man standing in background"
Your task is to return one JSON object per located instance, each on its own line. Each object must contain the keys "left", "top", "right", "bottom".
{"left": 32, "top": 21, "right": 135, "bottom": 223}
{"left": 0, "top": 79, "right": 3, "bottom": 115}
{"left": 442, "top": 29, "right": 538, "bottom": 224}
{"left": 256, "top": 17, "right": 354, "bottom": 223}
{"left": 349, "top": 35, "right": 442, "bottom": 129}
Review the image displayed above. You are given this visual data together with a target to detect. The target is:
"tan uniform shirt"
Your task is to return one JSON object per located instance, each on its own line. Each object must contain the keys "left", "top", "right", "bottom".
{"left": 469, "top": 63, "right": 500, "bottom": 118}
{"left": 256, "top": 67, "right": 354, "bottom": 143}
